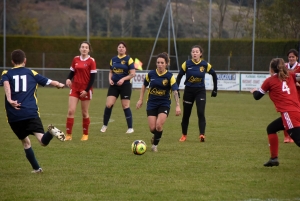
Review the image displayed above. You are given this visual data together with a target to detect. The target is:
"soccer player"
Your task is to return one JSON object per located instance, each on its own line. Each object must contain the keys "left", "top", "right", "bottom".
{"left": 100, "top": 41, "right": 136, "bottom": 134}
{"left": 282, "top": 49, "right": 300, "bottom": 143}
{"left": 177, "top": 45, "right": 218, "bottom": 142}
{"left": 136, "top": 52, "right": 181, "bottom": 152}
{"left": 2, "top": 49, "right": 66, "bottom": 173}
{"left": 251, "top": 58, "right": 300, "bottom": 167}
{"left": 65, "top": 41, "right": 97, "bottom": 141}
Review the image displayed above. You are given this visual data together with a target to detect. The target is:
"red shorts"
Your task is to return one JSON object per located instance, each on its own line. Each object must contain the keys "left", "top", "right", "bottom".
{"left": 281, "top": 111, "right": 300, "bottom": 130}
{"left": 69, "top": 87, "right": 93, "bottom": 101}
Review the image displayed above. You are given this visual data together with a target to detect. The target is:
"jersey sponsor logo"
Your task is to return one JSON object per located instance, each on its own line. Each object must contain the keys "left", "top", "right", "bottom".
{"left": 113, "top": 67, "right": 124, "bottom": 74}
{"left": 150, "top": 88, "right": 166, "bottom": 96}
{"left": 162, "top": 78, "right": 169, "bottom": 86}
{"left": 200, "top": 66, "right": 205, "bottom": 72}
{"left": 188, "top": 76, "right": 202, "bottom": 83}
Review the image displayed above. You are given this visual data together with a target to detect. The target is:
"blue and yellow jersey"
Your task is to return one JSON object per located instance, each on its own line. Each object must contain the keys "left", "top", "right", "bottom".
{"left": 144, "top": 69, "right": 178, "bottom": 110}
{"left": 1, "top": 67, "right": 50, "bottom": 123}
{"left": 110, "top": 55, "right": 135, "bottom": 85}
{"left": 178, "top": 59, "right": 215, "bottom": 88}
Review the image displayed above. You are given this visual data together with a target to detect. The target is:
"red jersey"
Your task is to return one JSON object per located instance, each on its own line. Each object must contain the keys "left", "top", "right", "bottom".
{"left": 259, "top": 72, "right": 300, "bottom": 113}
{"left": 285, "top": 62, "right": 300, "bottom": 101}
{"left": 70, "top": 55, "right": 97, "bottom": 90}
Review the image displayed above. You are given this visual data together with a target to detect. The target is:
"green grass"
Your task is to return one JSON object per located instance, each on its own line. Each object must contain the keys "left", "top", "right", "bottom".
{"left": 0, "top": 88, "right": 300, "bottom": 201}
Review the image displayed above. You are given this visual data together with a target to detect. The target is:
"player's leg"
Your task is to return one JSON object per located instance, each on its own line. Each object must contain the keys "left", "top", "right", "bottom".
{"left": 80, "top": 99, "right": 91, "bottom": 141}
{"left": 151, "top": 107, "right": 169, "bottom": 151}
{"left": 287, "top": 127, "right": 300, "bottom": 147}
{"left": 101, "top": 85, "right": 118, "bottom": 132}
{"left": 147, "top": 109, "right": 158, "bottom": 151}
{"left": 66, "top": 94, "right": 80, "bottom": 140}
{"left": 179, "top": 87, "right": 195, "bottom": 141}
{"left": 21, "top": 137, "right": 42, "bottom": 173}
{"left": 264, "top": 117, "right": 284, "bottom": 167}
{"left": 120, "top": 84, "right": 133, "bottom": 133}
{"left": 195, "top": 90, "right": 206, "bottom": 142}
{"left": 283, "top": 130, "right": 293, "bottom": 143}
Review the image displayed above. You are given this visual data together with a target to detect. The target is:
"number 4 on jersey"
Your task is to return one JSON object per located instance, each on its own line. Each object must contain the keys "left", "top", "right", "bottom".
{"left": 282, "top": 81, "right": 290, "bottom": 94}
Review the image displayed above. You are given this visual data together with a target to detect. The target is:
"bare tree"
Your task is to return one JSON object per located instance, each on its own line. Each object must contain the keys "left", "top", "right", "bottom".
{"left": 215, "top": 0, "right": 229, "bottom": 38}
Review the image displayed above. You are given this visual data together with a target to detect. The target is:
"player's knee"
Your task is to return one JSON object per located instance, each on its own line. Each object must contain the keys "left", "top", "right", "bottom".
{"left": 106, "top": 104, "right": 114, "bottom": 109}
{"left": 266, "top": 124, "right": 276, "bottom": 134}
{"left": 21, "top": 138, "right": 31, "bottom": 149}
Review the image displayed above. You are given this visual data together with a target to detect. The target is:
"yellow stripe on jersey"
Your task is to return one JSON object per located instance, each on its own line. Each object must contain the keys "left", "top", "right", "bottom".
{"left": 128, "top": 58, "right": 134, "bottom": 65}
{"left": 170, "top": 75, "right": 176, "bottom": 86}
{"left": 145, "top": 74, "right": 150, "bottom": 82}
{"left": 181, "top": 61, "right": 187, "bottom": 72}
{"left": 31, "top": 70, "right": 39, "bottom": 76}
{"left": 34, "top": 84, "right": 41, "bottom": 117}
{"left": 110, "top": 59, "right": 112, "bottom": 66}
{"left": 206, "top": 63, "right": 212, "bottom": 72}
{"left": 1, "top": 70, "right": 7, "bottom": 75}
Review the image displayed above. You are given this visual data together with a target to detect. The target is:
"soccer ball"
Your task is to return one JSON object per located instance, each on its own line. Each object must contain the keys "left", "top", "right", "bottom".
{"left": 131, "top": 140, "right": 147, "bottom": 155}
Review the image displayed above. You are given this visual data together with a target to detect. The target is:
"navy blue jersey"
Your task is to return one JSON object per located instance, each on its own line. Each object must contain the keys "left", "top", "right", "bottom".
{"left": 178, "top": 59, "right": 215, "bottom": 88}
{"left": 2, "top": 67, "right": 50, "bottom": 123}
{"left": 110, "top": 55, "right": 135, "bottom": 85}
{"left": 144, "top": 69, "right": 178, "bottom": 110}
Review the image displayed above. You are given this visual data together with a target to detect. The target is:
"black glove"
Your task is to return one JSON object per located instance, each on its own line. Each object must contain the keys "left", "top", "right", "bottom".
{"left": 211, "top": 90, "right": 217, "bottom": 97}
{"left": 177, "top": 90, "right": 180, "bottom": 98}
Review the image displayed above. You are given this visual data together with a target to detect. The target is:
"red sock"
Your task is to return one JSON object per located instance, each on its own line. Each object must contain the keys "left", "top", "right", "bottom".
{"left": 66, "top": 118, "right": 74, "bottom": 134}
{"left": 83, "top": 118, "right": 90, "bottom": 135}
{"left": 268, "top": 133, "right": 278, "bottom": 158}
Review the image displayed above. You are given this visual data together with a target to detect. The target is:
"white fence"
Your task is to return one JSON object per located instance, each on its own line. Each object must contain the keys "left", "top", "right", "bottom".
{"left": 132, "top": 71, "right": 270, "bottom": 92}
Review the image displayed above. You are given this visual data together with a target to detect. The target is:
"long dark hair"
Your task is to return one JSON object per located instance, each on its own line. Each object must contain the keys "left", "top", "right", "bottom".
{"left": 269, "top": 58, "right": 288, "bottom": 81}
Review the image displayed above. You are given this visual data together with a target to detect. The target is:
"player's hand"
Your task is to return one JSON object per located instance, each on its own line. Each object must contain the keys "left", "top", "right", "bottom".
{"left": 117, "top": 79, "right": 124, "bottom": 86}
{"left": 250, "top": 88, "right": 257, "bottom": 93}
{"left": 56, "top": 83, "right": 64, "bottom": 89}
{"left": 211, "top": 90, "right": 217, "bottom": 97}
{"left": 66, "top": 79, "right": 72, "bottom": 88}
{"left": 80, "top": 90, "right": 87, "bottom": 98}
{"left": 9, "top": 100, "right": 21, "bottom": 110}
{"left": 109, "top": 79, "right": 114, "bottom": 85}
{"left": 136, "top": 100, "right": 143, "bottom": 109}
{"left": 175, "top": 105, "right": 181, "bottom": 116}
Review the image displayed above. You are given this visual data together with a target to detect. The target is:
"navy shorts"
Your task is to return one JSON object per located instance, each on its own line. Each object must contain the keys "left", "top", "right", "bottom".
{"left": 147, "top": 106, "right": 170, "bottom": 117}
{"left": 9, "top": 118, "right": 45, "bottom": 140}
{"left": 107, "top": 83, "right": 132, "bottom": 100}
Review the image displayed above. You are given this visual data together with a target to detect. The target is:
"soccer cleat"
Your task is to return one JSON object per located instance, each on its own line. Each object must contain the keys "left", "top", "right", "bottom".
{"left": 65, "top": 134, "right": 72, "bottom": 141}
{"left": 100, "top": 125, "right": 107, "bottom": 133}
{"left": 263, "top": 158, "right": 279, "bottom": 167}
{"left": 179, "top": 134, "right": 187, "bottom": 142}
{"left": 151, "top": 145, "right": 158, "bottom": 152}
{"left": 31, "top": 168, "right": 43, "bottom": 173}
{"left": 126, "top": 128, "right": 134, "bottom": 134}
{"left": 48, "top": 124, "right": 65, "bottom": 142}
{"left": 199, "top": 134, "right": 205, "bottom": 142}
{"left": 81, "top": 134, "right": 88, "bottom": 141}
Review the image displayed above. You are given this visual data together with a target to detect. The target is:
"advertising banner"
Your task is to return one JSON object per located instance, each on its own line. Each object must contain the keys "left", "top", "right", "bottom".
{"left": 217, "top": 74, "right": 240, "bottom": 91}
{"left": 240, "top": 74, "right": 270, "bottom": 91}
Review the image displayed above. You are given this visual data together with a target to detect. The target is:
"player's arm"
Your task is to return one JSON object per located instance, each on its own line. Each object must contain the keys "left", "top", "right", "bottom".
{"left": 85, "top": 73, "right": 96, "bottom": 92}
{"left": 3, "top": 81, "right": 21, "bottom": 109}
{"left": 209, "top": 69, "right": 218, "bottom": 97}
{"left": 48, "top": 80, "right": 65, "bottom": 89}
{"left": 66, "top": 71, "right": 74, "bottom": 88}
{"left": 136, "top": 84, "right": 146, "bottom": 109}
{"left": 171, "top": 76, "right": 181, "bottom": 116}
{"left": 250, "top": 88, "right": 265, "bottom": 100}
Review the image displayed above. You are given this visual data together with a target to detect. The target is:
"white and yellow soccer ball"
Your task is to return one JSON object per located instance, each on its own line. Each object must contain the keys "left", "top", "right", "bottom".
{"left": 131, "top": 140, "right": 147, "bottom": 155}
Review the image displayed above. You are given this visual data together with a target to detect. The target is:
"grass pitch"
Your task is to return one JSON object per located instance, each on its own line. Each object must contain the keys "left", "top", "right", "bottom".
{"left": 0, "top": 88, "right": 299, "bottom": 201}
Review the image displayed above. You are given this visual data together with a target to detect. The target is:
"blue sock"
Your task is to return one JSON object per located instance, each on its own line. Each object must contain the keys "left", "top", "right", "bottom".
{"left": 124, "top": 108, "right": 133, "bottom": 128}
{"left": 103, "top": 106, "right": 113, "bottom": 126}
{"left": 41, "top": 131, "right": 53, "bottom": 146}
{"left": 24, "top": 147, "right": 40, "bottom": 170}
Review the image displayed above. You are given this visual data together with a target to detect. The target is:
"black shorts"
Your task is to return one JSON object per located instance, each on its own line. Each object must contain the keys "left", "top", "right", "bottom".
{"left": 183, "top": 86, "right": 206, "bottom": 103}
{"left": 9, "top": 118, "right": 45, "bottom": 140}
{"left": 147, "top": 106, "right": 170, "bottom": 117}
{"left": 107, "top": 83, "right": 132, "bottom": 100}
